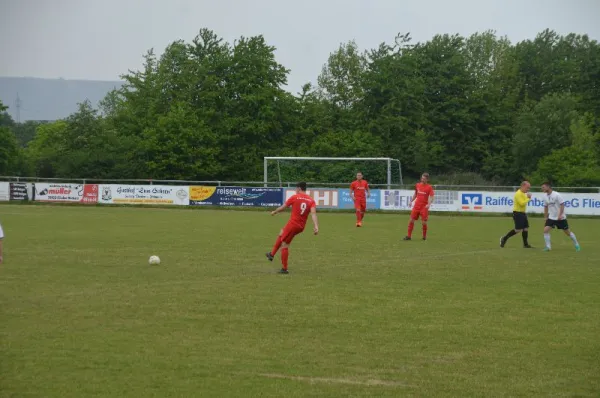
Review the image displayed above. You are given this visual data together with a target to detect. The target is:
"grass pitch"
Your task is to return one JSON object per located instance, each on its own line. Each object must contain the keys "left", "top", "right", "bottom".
{"left": 1, "top": 205, "right": 599, "bottom": 397}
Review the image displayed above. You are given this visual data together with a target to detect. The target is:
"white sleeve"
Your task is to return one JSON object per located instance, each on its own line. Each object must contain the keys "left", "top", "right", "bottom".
{"left": 556, "top": 193, "right": 565, "bottom": 204}
{"left": 0, "top": 223, "right": 4, "bottom": 239}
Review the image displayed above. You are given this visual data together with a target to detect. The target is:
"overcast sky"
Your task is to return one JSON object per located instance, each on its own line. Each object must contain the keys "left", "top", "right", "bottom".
{"left": 1, "top": 0, "right": 599, "bottom": 93}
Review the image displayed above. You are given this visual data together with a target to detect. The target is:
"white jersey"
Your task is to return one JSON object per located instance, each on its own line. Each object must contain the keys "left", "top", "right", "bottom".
{"left": 544, "top": 191, "right": 566, "bottom": 220}
{"left": 0, "top": 222, "right": 3, "bottom": 239}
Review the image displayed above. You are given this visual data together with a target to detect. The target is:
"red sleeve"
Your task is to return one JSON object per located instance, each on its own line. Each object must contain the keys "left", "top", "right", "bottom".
{"left": 350, "top": 181, "right": 355, "bottom": 191}
{"left": 285, "top": 195, "right": 295, "bottom": 207}
{"left": 429, "top": 186, "right": 435, "bottom": 196}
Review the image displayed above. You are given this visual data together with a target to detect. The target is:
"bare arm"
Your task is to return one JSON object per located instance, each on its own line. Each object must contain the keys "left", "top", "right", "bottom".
{"left": 311, "top": 207, "right": 319, "bottom": 234}
{"left": 271, "top": 204, "right": 287, "bottom": 216}
{"left": 350, "top": 187, "right": 355, "bottom": 201}
{"left": 0, "top": 239, "right": 3, "bottom": 264}
{"left": 427, "top": 194, "right": 434, "bottom": 208}
{"left": 544, "top": 205, "right": 548, "bottom": 220}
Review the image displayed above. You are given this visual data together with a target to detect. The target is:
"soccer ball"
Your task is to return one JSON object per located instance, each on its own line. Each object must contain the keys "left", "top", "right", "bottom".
{"left": 148, "top": 255, "right": 161, "bottom": 265}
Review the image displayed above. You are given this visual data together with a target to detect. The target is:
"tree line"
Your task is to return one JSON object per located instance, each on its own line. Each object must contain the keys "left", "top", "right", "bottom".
{"left": 1, "top": 28, "right": 599, "bottom": 186}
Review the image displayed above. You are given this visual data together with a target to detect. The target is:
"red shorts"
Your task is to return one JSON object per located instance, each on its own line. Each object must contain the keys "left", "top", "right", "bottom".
{"left": 411, "top": 206, "right": 429, "bottom": 221}
{"left": 280, "top": 223, "right": 304, "bottom": 244}
{"left": 354, "top": 198, "right": 366, "bottom": 211}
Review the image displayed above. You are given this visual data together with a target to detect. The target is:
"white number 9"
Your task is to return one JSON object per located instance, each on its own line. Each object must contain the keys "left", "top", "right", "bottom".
{"left": 300, "top": 202, "right": 308, "bottom": 215}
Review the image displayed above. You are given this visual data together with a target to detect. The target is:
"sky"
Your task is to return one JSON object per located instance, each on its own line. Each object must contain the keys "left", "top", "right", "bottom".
{"left": 1, "top": 0, "right": 599, "bottom": 94}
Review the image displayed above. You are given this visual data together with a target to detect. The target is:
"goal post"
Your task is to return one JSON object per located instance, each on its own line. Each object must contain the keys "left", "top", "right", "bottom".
{"left": 263, "top": 157, "right": 403, "bottom": 188}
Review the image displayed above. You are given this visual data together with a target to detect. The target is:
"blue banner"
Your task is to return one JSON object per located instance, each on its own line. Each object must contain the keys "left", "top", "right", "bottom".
{"left": 339, "top": 189, "right": 381, "bottom": 209}
{"left": 189, "top": 186, "right": 283, "bottom": 207}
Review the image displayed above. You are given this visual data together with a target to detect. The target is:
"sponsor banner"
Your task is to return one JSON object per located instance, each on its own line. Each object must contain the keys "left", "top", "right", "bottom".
{"left": 9, "top": 182, "right": 31, "bottom": 201}
{"left": 339, "top": 189, "right": 381, "bottom": 209}
{"left": 99, "top": 185, "right": 189, "bottom": 205}
{"left": 0, "top": 182, "right": 8, "bottom": 201}
{"left": 34, "top": 183, "right": 98, "bottom": 203}
{"left": 380, "top": 189, "right": 459, "bottom": 211}
{"left": 459, "top": 191, "right": 600, "bottom": 215}
{"left": 285, "top": 189, "right": 340, "bottom": 209}
{"left": 189, "top": 186, "right": 283, "bottom": 207}
{"left": 379, "top": 190, "right": 416, "bottom": 210}
{"left": 430, "top": 190, "right": 460, "bottom": 211}
{"left": 81, "top": 184, "right": 99, "bottom": 204}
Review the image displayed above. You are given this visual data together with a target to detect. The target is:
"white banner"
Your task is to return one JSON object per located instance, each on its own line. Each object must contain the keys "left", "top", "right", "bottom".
{"left": 459, "top": 191, "right": 600, "bottom": 215}
{"left": 284, "top": 189, "right": 339, "bottom": 208}
{"left": 0, "top": 182, "right": 9, "bottom": 201}
{"left": 378, "top": 189, "right": 600, "bottom": 215}
{"left": 379, "top": 189, "right": 458, "bottom": 211}
{"left": 379, "top": 189, "right": 414, "bottom": 210}
{"left": 99, "top": 184, "right": 190, "bottom": 205}
{"left": 34, "top": 183, "right": 95, "bottom": 202}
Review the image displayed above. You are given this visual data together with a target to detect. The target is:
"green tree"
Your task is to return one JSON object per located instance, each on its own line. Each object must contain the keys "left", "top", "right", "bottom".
{"left": 413, "top": 34, "right": 485, "bottom": 172}
{"left": 0, "top": 100, "right": 22, "bottom": 175}
{"left": 25, "top": 121, "right": 68, "bottom": 177}
{"left": 317, "top": 41, "right": 367, "bottom": 111}
{"left": 532, "top": 147, "right": 600, "bottom": 186}
{"left": 361, "top": 34, "right": 426, "bottom": 175}
{"left": 141, "top": 102, "right": 221, "bottom": 180}
{"left": 512, "top": 93, "right": 580, "bottom": 175}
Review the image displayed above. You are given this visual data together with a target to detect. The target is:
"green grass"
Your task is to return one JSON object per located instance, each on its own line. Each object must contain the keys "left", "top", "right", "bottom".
{"left": 1, "top": 206, "right": 599, "bottom": 397}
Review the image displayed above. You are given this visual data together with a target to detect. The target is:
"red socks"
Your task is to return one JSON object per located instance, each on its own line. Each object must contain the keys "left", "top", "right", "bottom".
{"left": 423, "top": 224, "right": 428, "bottom": 239}
{"left": 281, "top": 248, "right": 289, "bottom": 270}
{"left": 407, "top": 221, "right": 415, "bottom": 238}
{"left": 271, "top": 236, "right": 282, "bottom": 256}
{"left": 356, "top": 210, "right": 361, "bottom": 222}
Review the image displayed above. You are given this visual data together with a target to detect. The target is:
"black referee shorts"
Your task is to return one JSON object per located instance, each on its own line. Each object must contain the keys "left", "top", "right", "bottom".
{"left": 513, "top": 211, "right": 529, "bottom": 230}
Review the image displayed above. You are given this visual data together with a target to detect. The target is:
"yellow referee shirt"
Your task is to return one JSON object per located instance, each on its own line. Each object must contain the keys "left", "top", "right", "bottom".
{"left": 513, "top": 189, "right": 530, "bottom": 212}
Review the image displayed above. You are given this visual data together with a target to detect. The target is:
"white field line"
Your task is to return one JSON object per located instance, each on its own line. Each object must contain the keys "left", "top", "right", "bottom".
{"left": 255, "top": 372, "right": 410, "bottom": 387}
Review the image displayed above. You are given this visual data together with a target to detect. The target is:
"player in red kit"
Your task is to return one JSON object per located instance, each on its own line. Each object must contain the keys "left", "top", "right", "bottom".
{"left": 265, "top": 182, "right": 319, "bottom": 274}
{"left": 350, "top": 172, "right": 370, "bottom": 227}
{"left": 403, "top": 173, "right": 434, "bottom": 241}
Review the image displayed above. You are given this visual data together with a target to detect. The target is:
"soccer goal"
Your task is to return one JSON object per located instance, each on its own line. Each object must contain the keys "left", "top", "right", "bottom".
{"left": 263, "top": 157, "right": 403, "bottom": 188}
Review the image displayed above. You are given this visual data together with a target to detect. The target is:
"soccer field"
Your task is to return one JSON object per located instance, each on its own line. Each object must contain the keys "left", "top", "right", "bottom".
{"left": 1, "top": 206, "right": 599, "bottom": 397}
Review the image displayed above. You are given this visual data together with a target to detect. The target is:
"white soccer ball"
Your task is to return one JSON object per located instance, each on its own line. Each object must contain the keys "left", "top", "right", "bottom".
{"left": 148, "top": 255, "right": 161, "bottom": 265}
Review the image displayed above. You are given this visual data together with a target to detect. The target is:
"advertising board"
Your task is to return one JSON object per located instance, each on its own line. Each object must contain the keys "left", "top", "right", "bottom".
{"left": 189, "top": 186, "right": 283, "bottom": 207}
{"left": 34, "top": 183, "right": 98, "bottom": 204}
{"left": 98, "top": 185, "right": 189, "bottom": 205}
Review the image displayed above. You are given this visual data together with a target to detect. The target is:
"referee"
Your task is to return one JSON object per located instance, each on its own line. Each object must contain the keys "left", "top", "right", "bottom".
{"left": 500, "top": 181, "right": 533, "bottom": 248}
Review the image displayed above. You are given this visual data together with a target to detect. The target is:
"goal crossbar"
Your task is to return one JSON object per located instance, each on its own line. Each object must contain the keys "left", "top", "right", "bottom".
{"left": 263, "top": 157, "right": 403, "bottom": 188}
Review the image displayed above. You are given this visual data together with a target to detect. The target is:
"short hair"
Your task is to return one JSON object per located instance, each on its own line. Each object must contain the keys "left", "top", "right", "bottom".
{"left": 521, "top": 181, "right": 530, "bottom": 187}
{"left": 357, "top": 171, "right": 363, "bottom": 175}
{"left": 542, "top": 181, "right": 552, "bottom": 187}
{"left": 296, "top": 182, "right": 307, "bottom": 192}
{"left": 422, "top": 172, "right": 430, "bottom": 178}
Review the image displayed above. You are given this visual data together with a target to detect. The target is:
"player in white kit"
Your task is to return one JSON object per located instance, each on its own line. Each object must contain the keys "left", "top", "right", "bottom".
{"left": 541, "top": 182, "right": 581, "bottom": 252}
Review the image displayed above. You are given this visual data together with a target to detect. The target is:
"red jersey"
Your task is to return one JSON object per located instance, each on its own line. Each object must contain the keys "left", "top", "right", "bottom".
{"left": 285, "top": 193, "right": 316, "bottom": 229}
{"left": 350, "top": 180, "right": 369, "bottom": 200}
{"left": 414, "top": 182, "right": 434, "bottom": 208}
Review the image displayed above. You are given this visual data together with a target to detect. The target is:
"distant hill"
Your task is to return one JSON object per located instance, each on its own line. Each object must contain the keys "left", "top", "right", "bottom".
{"left": 0, "top": 77, "right": 124, "bottom": 122}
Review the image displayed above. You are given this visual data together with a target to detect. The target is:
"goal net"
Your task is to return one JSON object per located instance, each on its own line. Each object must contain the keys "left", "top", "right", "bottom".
{"left": 264, "top": 157, "right": 403, "bottom": 188}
